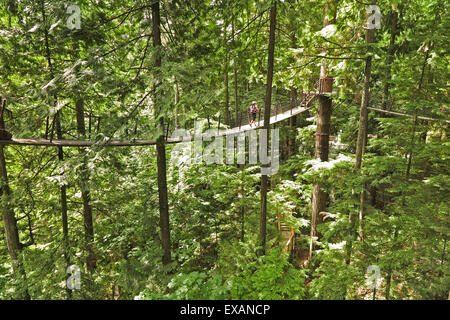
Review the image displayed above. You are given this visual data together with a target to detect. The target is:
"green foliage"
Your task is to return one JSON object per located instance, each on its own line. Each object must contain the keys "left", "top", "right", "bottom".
{"left": 230, "top": 247, "right": 306, "bottom": 300}
{"left": 141, "top": 271, "right": 231, "bottom": 300}
{"left": 0, "top": 0, "right": 447, "bottom": 301}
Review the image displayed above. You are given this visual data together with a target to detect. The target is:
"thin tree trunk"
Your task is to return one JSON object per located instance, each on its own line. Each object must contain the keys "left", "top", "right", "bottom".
{"left": 355, "top": 29, "right": 374, "bottom": 170}
{"left": 55, "top": 112, "right": 71, "bottom": 298}
{"left": 239, "top": 164, "right": 245, "bottom": 242}
{"left": 223, "top": 14, "right": 231, "bottom": 126}
{"left": 152, "top": 0, "right": 171, "bottom": 265}
{"left": 353, "top": 28, "right": 375, "bottom": 242}
{"left": 406, "top": 48, "right": 429, "bottom": 178}
{"left": 385, "top": 228, "right": 398, "bottom": 299}
{"left": 0, "top": 145, "right": 30, "bottom": 299}
{"left": 233, "top": 19, "right": 239, "bottom": 126}
{"left": 234, "top": 65, "right": 239, "bottom": 128}
{"left": 287, "top": 87, "right": 297, "bottom": 158}
{"left": 0, "top": 99, "right": 29, "bottom": 298}
{"left": 41, "top": 0, "right": 74, "bottom": 289}
{"left": 225, "top": 64, "right": 230, "bottom": 125}
{"left": 258, "top": 0, "right": 276, "bottom": 256}
{"left": 174, "top": 80, "right": 180, "bottom": 129}
{"left": 345, "top": 25, "right": 377, "bottom": 300}
{"left": 382, "top": 8, "right": 400, "bottom": 110}
{"left": 75, "top": 99, "right": 96, "bottom": 272}
{"left": 240, "top": 204, "right": 245, "bottom": 242}
{"left": 309, "top": 0, "right": 336, "bottom": 260}
{"left": 286, "top": 31, "right": 299, "bottom": 159}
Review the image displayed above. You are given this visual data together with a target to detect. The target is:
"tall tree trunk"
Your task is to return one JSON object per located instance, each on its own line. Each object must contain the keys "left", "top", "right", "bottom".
{"left": 355, "top": 29, "right": 374, "bottom": 170}
{"left": 225, "top": 62, "right": 230, "bottom": 125}
{"left": 382, "top": 8, "right": 400, "bottom": 110}
{"left": 239, "top": 164, "right": 245, "bottom": 242}
{"left": 75, "top": 99, "right": 96, "bottom": 272}
{"left": 0, "top": 145, "right": 30, "bottom": 299}
{"left": 258, "top": 0, "right": 276, "bottom": 256}
{"left": 288, "top": 87, "right": 298, "bottom": 158}
{"left": 345, "top": 18, "right": 377, "bottom": 289}
{"left": 174, "top": 80, "right": 180, "bottom": 129}
{"left": 41, "top": 1, "right": 73, "bottom": 285}
{"left": 309, "top": 96, "right": 331, "bottom": 259}
{"left": 232, "top": 19, "right": 239, "bottom": 126}
{"left": 40, "top": 0, "right": 73, "bottom": 296}
{"left": 385, "top": 228, "right": 398, "bottom": 300}
{"left": 234, "top": 64, "right": 239, "bottom": 128}
{"left": 55, "top": 112, "right": 71, "bottom": 298}
{"left": 0, "top": 98, "right": 29, "bottom": 298}
{"left": 354, "top": 28, "right": 375, "bottom": 241}
{"left": 406, "top": 48, "right": 429, "bottom": 179}
{"left": 286, "top": 31, "right": 299, "bottom": 159}
{"left": 223, "top": 14, "right": 231, "bottom": 126}
{"left": 309, "top": 0, "right": 336, "bottom": 260}
{"left": 152, "top": 0, "right": 171, "bottom": 265}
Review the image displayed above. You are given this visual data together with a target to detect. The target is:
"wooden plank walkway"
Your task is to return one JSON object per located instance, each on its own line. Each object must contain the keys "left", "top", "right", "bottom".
{"left": 214, "top": 101, "right": 315, "bottom": 137}
{"left": 367, "top": 107, "right": 450, "bottom": 124}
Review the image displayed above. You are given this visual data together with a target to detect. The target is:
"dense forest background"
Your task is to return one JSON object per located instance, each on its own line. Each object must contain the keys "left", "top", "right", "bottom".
{"left": 0, "top": 0, "right": 448, "bottom": 300}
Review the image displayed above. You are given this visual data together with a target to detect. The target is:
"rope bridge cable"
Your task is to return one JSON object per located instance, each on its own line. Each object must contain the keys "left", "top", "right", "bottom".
{"left": 367, "top": 107, "right": 450, "bottom": 124}
{"left": 11, "top": 92, "right": 446, "bottom": 147}
{"left": 331, "top": 92, "right": 449, "bottom": 123}
{"left": 0, "top": 94, "right": 320, "bottom": 147}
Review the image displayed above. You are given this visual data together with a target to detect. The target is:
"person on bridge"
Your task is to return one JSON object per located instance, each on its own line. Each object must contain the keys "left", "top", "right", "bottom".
{"left": 248, "top": 101, "right": 259, "bottom": 127}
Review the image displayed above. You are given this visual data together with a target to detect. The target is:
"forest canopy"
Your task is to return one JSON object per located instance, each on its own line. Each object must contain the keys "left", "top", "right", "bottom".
{"left": 0, "top": 0, "right": 448, "bottom": 300}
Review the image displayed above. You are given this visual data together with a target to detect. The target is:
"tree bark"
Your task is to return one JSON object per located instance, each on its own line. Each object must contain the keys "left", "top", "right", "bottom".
{"left": 152, "top": 0, "right": 171, "bottom": 265}
{"left": 258, "top": 0, "right": 276, "bottom": 256}
{"left": 55, "top": 112, "right": 71, "bottom": 298}
{"left": 0, "top": 145, "right": 30, "bottom": 299}
{"left": 343, "top": 20, "right": 377, "bottom": 283}
{"left": 223, "top": 14, "right": 231, "bottom": 126}
{"left": 75, "top": 99, "right": 96, "bottom": 272}
{"left": 234, "top": 65, "right": 239, "bottom": 128}
{"left": 355, "top": 29, "right": 374, "bottom": 170}
{"left": 406, "top": 48, "right": 429, "bottom": 179}
{"left": 309, "top": 0, "right": 336, "bottom": 260}
{"left": 232, "top": 19, "right": 239, "bottom": 127}
{"left": 174, "top": 80, "right": 180, "bottom": 129}
{"left": 239, "top": 164, "right": 245, "bottom": 242}
{"left": 0, "top": 98, "right": 30, "bottom": 298}
{"left": 287, "top": 87, "right": 297, "bottom": 158}
{"left": 41, "top": 0, "right": 74, "bottom": 291}
{"left": 382, "top": 8, "right": 400, "bottom": 110}
{"left": 353, "top": 29, "right": 375, "bottom": 242}
{"left": 225, "top": 62, "right": 230, "bottom": 125}
{"left": 286, "top": 31, "right": 299, "bottom": 160}
{"left": 0, "top": 149, "right": 21, "bottom": 262}
{"left": 309, "top": 96, "right": 331, "bottom": 259}
{"left": 385, "top": 228, "right": 399, "bottom": 299}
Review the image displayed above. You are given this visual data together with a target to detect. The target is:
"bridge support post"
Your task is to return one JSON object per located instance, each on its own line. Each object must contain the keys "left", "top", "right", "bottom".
{"left": 239, "top": 111, "right": 242, "bottom": 129}
{"left": 217, "top": 115, "right": 221, "bottom": 135}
